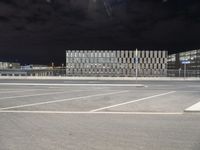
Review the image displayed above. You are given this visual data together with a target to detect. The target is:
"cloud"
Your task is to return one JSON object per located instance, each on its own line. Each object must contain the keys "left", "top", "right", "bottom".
{"left": 0, "top": 0, "right": 200, "bottom": 64}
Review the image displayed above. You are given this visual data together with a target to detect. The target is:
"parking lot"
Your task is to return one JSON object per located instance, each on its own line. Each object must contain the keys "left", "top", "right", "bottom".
{"left": 0, "top": 79, "right": 200, "bottom": 150}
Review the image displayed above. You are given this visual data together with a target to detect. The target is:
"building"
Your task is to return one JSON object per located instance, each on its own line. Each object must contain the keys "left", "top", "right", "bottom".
{"left": 21, "top": 65, "right": 51, "bottom": 70}
{"left": 0, "top": 61, "right": 25, "bottom": 76}
{"left": 168, "top": 49, "right": 200, "bottom": 77}
{"left": 66, "top": 50, "right": 168, "bottom": 77}
{"left": 0, "top": 62, "right": 20, "bottom": 69}
{"left": 21, "top": 65, "right": 55, "bottom": 76}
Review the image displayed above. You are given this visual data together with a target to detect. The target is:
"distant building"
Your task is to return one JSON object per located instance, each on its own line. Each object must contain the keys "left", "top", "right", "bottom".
{"left": 21, "top": 65, "right": 51, "bottom": 70}
{"left": 66, "top": 50, "right": 168, "bottom": 77}
{"left": 0, "top": 61, "right": 25, "bottom": 76}
{"left": 21, "top": 64, "right": 55, "bottom": 76}
{"left": 0, "top": 62, "right": 20, "bottom": 69}
{"left": 168, "top": 49, "right": 200, "bottom": 77}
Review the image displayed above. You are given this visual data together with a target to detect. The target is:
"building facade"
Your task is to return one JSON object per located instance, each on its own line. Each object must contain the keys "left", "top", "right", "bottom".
{"left": 0, "top": 62, "right": 24, "bottom": 76}
{"left": 0, "top": 62, "right": 20, "bottom": 69}
{"left": 168, "top": 49, "right": 200, "bottom": 77}
{"left": 66, "top": 50, "right": 168, "bottom": 77}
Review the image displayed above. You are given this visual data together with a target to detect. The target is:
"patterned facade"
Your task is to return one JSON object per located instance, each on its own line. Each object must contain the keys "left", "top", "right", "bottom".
{"left": 66, "top": 50, "right": 168, "bottom": 77}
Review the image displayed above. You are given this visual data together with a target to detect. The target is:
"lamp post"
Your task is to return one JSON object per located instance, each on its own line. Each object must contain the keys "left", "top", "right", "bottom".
{"left": 136, "top": 48, "right": 138, "bottom": 81}
{"left": 184, "top": 63, "right": 186, "bottom": 78}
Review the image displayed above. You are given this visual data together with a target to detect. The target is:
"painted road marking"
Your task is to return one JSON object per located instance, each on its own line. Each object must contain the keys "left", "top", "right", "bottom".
{"left": 0, "top": 89, "right": 47, "bottom": 94}
{"left": 185, "top": 101, "right": 200, "bottom": 112}
{"left": 152, "top": 85, "right": 172, "bottom": 87}
{"left": 0, "top": 90, "right": 91, "bottom": 101}
{"left": 188, "top": 85, "right": 200, "bottom": 87}
{"left": 0, "top": 90, "right": 129, "bottom": 110}
{"left": 177, "top": 91, "right": 200, "bottom": 93}
{"left": 0, "top": 89, "right": 35, "bottom": 91}
{"left": 0, "top": 110, "right": 183, "bottom": 115}
{"left": 90, "top": 91, "right": 176, "bottom": 112}
{"left": 0, "top": 83, "right": 146, "bottom": 87}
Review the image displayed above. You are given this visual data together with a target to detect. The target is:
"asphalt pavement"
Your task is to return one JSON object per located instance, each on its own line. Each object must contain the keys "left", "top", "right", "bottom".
{"left": 0, "top": 79, "right": 200, "bottom": 150}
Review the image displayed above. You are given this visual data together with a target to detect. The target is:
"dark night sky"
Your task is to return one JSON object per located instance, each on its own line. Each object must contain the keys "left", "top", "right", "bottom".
{"left": 0, "top": 0, "right": 200, "bottom": 65}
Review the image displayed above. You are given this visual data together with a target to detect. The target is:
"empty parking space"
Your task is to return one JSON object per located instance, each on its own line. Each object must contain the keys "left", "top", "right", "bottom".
{"left": 98, "top": 91, "right": 200, "bottom": 113}
{"left": 8, "top": 90, "right": 171, "bottom": 112}
{"left": 0, "top": 89, "right": 72, "bottom": 100}
{"left": 0, "top": 90, "right": 128, "bottom": 111}
{"left": 0, "top": 79, "right": 200, "bottom": 150}
{"left": 0, "top": 89, "right": 95, "bottom": 109}
{"left": 0, "top": 80, "right": 199, "bottom": 113}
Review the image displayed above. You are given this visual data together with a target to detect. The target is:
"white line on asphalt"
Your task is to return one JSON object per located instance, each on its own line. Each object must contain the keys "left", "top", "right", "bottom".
{"left": 177, "top": 91, "right": 200, "bottom": 93}
{"left": 185, "top": 101, "right": 200, "bottom": 112}
{"left": 0, "top": 90, "right": 89, "bottom": 100}
{"left": 0, "top": 89, "right": 47, "bottom": 94}
{"left": 0, "top": 83, "right": 145, "bottom": 87}
{"left": 187, "top": 85, "right": 200, "bottom": 87}
{"left": 152, "top": 85, "right": 172, "bottom": 87}
{"left": 0, "top": 110, "right": 183, "bottom": 115}
{"left": 0, "top": 89, "right": 31, "bottom": 91}
{"left": 48, "top": 87, "right": 66, "bottom": 89}
{"left": 0, "top": 90, "right": 129, "bottom": 110}
{"left": 90, "top": 91, "right": 176, "bottom": 112}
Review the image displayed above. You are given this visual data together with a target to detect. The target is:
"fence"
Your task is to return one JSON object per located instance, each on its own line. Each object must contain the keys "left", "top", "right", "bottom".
{"left": 0, "top": 69, "right": 66, "bottom": 77}
{"left": 0, "top": 69, "right": 199, "bottom": 78}
{"left": 167, "top": 69, "right": 200, "bottom": 77}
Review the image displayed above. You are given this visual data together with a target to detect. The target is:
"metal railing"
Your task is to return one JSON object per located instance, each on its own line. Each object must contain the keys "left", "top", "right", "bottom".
{"left": 0, "top": 69, "right": 199, "bottom": 78}
{"left": 167, "top": 69, "right": 200, "bottom": 77}
{"left": 0, "top": 69, "right": 66, "bottom": 77}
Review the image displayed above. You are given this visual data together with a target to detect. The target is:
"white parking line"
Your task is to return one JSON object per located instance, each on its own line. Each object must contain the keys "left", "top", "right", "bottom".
{"left": 0, "top": 83, "right": 145, "bottom": 87}
{"left": 0, "top": 89, "right": 46, "bottom": 94}
{"left": 188, "top": 85, "right": 200, "bottom": 87}
{"left": 0, "top": 90, "right": 129, "bottom": 110}
{"left": 0, "top": 90, "right": 89, "bottom": 100}
{"left": 185, "top": 101, "right": 200, "bottom": 112}
{"left": 0, "top": 89, "right": 31, "bottom": 91}
{"left": 90, "top": 91, "right": 176, "bottom": 112}
{"left": 0, "top": 88, "right": 37, "bottom": 90}
{"left": 177, "top": 91, "right": 200, "bottom": 93}
{"left": 0, "top": 110, "right": 183, "bottom": 115}
{"left": 152, "top": 85, "right": 172, "bottom": 87}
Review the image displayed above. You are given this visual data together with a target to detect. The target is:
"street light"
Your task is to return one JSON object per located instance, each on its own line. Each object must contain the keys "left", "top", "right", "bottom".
{"left": 136, "top": 48, "right": 138, "bottom": 81}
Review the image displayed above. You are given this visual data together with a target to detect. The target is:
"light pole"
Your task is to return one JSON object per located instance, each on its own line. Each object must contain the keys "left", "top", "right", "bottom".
{"left": 136, "top": 48, "right": 138, "bottom": 81}
{"left": 179, "top": 68, "right": 181, "bottom": 77}
{"left": 184, "top": 63, "right": 186, "bottom": 78}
